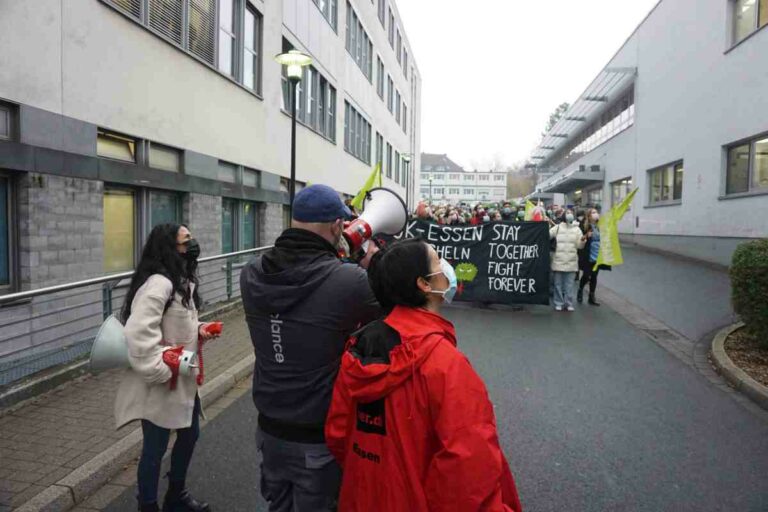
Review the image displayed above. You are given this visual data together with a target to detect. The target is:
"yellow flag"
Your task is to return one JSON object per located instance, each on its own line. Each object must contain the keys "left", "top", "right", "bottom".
{"left": 524, "top": 200, "right": 536, "bottom": 221}
{"left": 351, "top": 162, "right": 382, "bottom": 211}
{"left": 594, "top": 187, "right": 639, "bottom": 270}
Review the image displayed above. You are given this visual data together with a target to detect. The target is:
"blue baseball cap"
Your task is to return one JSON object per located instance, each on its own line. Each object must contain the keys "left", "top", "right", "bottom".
{"left": 292, "top": 184, "right": 353, "bottom": 223}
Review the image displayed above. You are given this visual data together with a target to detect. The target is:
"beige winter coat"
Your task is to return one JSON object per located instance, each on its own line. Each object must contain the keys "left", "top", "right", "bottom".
{"left": 550, "top": 222, "right": 586, "bottom": 273}
{"left": 114, "top": 274, "right": 202, "bottom": 430}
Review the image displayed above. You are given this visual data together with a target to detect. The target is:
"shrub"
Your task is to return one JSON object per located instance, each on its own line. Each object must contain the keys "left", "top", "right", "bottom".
{"left": 730, "top": 239, "right": 768, "bottom": 347}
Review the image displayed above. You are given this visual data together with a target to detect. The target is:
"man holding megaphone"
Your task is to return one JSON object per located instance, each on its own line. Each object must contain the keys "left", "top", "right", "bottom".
{"left": 241, "top": 184, "right": 406, "bottom": 511}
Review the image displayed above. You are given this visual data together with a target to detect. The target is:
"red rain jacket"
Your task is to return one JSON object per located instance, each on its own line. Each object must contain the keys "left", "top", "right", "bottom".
{"left": 326, "top": 306, "right": 522, "bottom": 512}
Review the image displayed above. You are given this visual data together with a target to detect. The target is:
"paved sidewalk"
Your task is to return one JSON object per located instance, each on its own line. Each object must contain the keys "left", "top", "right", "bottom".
{"left": 0, "top": 307, "right": 253, "bottom": 511}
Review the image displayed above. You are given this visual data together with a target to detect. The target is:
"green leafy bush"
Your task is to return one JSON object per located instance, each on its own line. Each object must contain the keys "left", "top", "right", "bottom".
{"left": 730, "top": 239, "right": 768, "bottom": 347}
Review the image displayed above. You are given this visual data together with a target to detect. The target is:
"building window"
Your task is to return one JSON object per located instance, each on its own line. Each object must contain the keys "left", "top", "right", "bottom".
{"left": 375, "top": 133, "right": 384, "bottom": 168}
{"left": 217, "top": 160, "right": 238, "bottom": 183}
{"left": 222, "top": 198, "right": 235, "bottom": 254}
{"left": 281, "top": 40, "right": 337, "bottom": 142}
{"left": 188, "top": 0, "right": 216, "bottom": 64}
{"left": 109, "top": 0, "right": 141, "bottom": 18}
{"left": 395, "top": 90, "right": 401, "bottom": 123}
{"left": 150, "top": 190, "right": 181, "bottom": 227}
{"left": 376, "top": 57, "right": 385, "bottom": 99}
{"left": 103, "top": 188, "right": 136, "bottom": 272}
{"left": 448, "top": 188, "right": 460, "bottom": 195}
{"left": 0, "top": 176, "right": 12, "bottom": 289}
{"left": 378, "top": 0, "right": 386, "bottom": 26}
{"left": 611, "top": 178, "right": 633, "bottom": 208}
{"left": 726, "top": 135, "right": 768, "bottom": 194}
{"left": 343, "top": 101, "right": 371, "bottom": 164}
{"left": 218, "top": 0, "right": 237, "bottom": 76}
{"left": 241, "top": 201, "right": 259, "bottom": 250}
{"left": 421, "top": 172, "right": 430, "bottom": 180}
{"left": 403, "top": 49, "right": 408, "bottom": 77}
{"left": 243, "top": 4, "right": 262, "bottom": 93}
{"left": 148, "top": 142, "right": 181, "bottom": 172}
{"left": 149, "top": 0, "right": 184, "bottom": 45}
{"left": 649, "top": 161, "right": 683, "bottom": 205}
{"left": 388, "top": 8, "right": 395, "bottom": 47}
{"left": 387, "top": 76, "right": 394, "bottom": 113}
{"left": 402, "top": 104, "right": 407, "bottom": 133}
{"left": 97, "top": 130, "right": 137, "bottom": 163}
{"left": 243, "top": 167, "right": 259, "bottom": 188}
{"left": 396, "top": 30, "right": 402, "bottom": 63}
{"left": 346, "top": 2, "right": 373, "bottom": 81}
{"left": 494, "top": 175, "right": 505, "bottom": 182}
{"left": 463, "top": 175, "right": 475, "bottom": 181}
{"left": 732, "top": 0, "right": 768, "bottom": 44}
{"left": 312, "top": 0, "right": 338, "bottom": 30}
{"left": 464, "top": 188, "right": 473, "bottom": 195}
{"left": 448, "top": 174, "right": 459, "bottom": 180}
{"left": 0, "top": 103, "right": 12, "bottom": 141}
{"left": 420, "top": 187, "right": 429, "bottom": 195}
{"left": 105, "top": 1, "right": 262, "bottom": 94}
{"left": 433, "top": 188, "right": 444, "bottom": 195}
{"left": 395, "top": 151, "right": 401, "bottom": 183}
{"left": 478, "top": 175, "right": 489, "bottom": 182}
{"left": 386, "top": 143, "right": 393, "bottom": 179}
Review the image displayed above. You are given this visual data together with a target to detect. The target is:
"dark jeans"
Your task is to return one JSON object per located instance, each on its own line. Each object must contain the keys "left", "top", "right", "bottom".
{"left": 257, "top": 427, "right": 341, "bottom": 512}
{"left": 579, "top": 263, "right": 600, "bottom": 295}
{"left": 138, "top": 396, "right": 201, "bottom": 505}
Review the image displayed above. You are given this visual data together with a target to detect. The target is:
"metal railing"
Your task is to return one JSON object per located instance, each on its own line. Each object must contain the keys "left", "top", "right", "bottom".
{"left": 0, "top": 245, "right": 273, "bottom": 387}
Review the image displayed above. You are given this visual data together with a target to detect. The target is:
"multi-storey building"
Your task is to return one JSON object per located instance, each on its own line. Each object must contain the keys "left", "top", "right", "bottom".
{"left": 0, "top": 0, "right": 420, "bottom": 379}
{"left": 527, "top": 0, "right": 767, "bottom": 266}
{"left": 419, "top": 153, "right": 508, "bottom": 205}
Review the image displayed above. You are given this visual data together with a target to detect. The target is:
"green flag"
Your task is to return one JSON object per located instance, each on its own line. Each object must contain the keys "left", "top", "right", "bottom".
{"left": 594, "top": 187, "right": 638, "bottom": 270}
{"left": 524, "top": 200, "right": 536, "bottom": 221}
{"left": 350, "top": 162, "right": 382, "bottom": 211}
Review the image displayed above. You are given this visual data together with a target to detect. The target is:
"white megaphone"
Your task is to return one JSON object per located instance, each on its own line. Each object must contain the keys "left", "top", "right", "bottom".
{"left": 90, "top": 315, "right": 198, "bottom": 376}
{"left": 89, "top": 315, "right": 130, "bottom": 372}
{"left": 343, "top": 188, "right": 408, "bottom": 256}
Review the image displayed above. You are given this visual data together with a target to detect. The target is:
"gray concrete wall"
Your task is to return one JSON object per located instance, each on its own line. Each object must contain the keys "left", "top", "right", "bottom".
{"left": 624, "top": 233, "right": 756, "bottom": 268}
{"left": 17, "top": 173, "right": 103, "bottom": 288}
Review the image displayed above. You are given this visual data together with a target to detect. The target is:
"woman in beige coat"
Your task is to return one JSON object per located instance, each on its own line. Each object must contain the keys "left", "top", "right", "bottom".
{"left": 550, "top": 210, "right": 586, "bottom": 312}
{"left": 115, "top": 223, "right": 218, "bottom": 512}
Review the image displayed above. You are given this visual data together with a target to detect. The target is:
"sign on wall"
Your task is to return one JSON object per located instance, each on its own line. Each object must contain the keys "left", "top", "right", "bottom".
{"left": 402, "top": 220, "right": 551, "bottom": 305}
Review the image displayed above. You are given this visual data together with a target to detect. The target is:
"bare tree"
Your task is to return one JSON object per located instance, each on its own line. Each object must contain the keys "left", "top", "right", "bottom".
{"left": 542, "top": 102, "right": 570, "bottom": 137}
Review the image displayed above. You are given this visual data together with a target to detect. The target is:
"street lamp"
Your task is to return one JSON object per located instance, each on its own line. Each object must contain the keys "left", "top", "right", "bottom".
{"left": 402, "top": 154, "right": 413, "bottom": 209}
{"left": 275, "top": 49, "right": 312, "bottom": 219}
{"left": 428, "top": 174, "right": 433, "bottom": 206}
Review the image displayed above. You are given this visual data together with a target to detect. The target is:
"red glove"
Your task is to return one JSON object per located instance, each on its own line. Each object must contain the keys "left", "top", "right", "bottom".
{"left": 202, "top": 322, "right": 223, "bottom": 337}
{"left": 163, "top": 346, "right": 184, "bottom": 390}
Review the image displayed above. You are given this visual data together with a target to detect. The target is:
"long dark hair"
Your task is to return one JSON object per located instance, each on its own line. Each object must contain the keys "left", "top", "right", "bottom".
{"left": 367, "top": 238, "right": 431, "bottom": 311}
{"left": 120, "top": 223, "right": 201, "bottom": 323}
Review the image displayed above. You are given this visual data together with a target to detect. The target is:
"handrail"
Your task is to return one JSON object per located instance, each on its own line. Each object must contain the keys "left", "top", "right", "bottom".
{"left": 0, "top": 245, "right": 274, "bottom": 305}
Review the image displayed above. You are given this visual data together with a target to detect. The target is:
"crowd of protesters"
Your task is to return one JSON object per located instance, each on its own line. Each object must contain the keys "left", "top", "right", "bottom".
{"left": 411, "top": 200, "right": 607, "bottom": 311}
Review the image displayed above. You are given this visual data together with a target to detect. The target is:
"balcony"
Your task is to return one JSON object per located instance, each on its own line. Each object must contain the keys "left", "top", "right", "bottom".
{"left": 538, "top": 164, "right": 604, "bottom": 193}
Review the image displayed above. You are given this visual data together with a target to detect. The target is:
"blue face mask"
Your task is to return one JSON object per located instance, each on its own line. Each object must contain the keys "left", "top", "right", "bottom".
{"left": 426, "top": 258, "right": 458, "bottom": 304}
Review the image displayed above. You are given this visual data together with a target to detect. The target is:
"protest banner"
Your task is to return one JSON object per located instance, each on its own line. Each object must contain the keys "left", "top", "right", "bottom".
{"left": 403, "top": 220, "right": 551, "bottom": 305}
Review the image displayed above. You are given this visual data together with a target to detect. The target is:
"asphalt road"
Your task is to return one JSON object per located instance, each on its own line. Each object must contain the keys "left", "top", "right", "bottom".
{"left": 599, "top": 245, "right": 734, "bottom": 341}
{"left": 105, "top": 301, "right": 768, "bottom": 512}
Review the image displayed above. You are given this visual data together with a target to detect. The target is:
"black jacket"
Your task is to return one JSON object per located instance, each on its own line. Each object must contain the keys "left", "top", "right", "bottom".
{"left": 240, "top": 229, "right": 381, "bottom": 442}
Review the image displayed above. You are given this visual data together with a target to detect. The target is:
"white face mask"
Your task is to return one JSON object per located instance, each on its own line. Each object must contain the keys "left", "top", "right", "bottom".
{"left": 425, "top": 259, "right": 458, "bottom": 304}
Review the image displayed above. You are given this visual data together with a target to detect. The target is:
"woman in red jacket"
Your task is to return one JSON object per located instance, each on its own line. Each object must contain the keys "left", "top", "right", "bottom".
{"left": 325, "top": 238, "right": 522, "bottom": 512}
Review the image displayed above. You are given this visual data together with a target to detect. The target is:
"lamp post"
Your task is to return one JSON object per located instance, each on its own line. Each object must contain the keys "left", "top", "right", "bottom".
{"left": 402, "top": 153, "right": 413, "bottom": 209}
{"left": 275, "top": 49, "right": 312, "bottom": 219}
{"left": 428, "top": 174, "right": 433, "bottom": 206}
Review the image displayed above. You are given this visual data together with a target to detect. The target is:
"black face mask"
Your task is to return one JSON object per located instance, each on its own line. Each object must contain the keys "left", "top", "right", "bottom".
{"left": 184, "top": 239, "right": 201, "bottom": 261}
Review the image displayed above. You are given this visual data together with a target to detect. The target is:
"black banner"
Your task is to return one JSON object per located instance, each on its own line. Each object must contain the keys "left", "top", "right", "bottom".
{"left": 402, "top": 220, "right": 551, "bottom": 305}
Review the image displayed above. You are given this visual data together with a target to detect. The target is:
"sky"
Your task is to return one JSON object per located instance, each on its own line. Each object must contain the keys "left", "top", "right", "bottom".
{"left": 396, "top": 0, "right": 660, "bottom": 171}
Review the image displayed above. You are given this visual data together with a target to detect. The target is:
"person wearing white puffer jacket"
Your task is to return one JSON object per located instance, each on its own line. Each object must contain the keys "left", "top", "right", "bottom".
{"left": 549, "top": 209, "right": 586, "bottom": 312}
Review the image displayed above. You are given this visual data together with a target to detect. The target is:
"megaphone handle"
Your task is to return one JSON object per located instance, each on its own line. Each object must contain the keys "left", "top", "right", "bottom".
{"left": 196, "top": 336, "right": 205, "bottom": 387}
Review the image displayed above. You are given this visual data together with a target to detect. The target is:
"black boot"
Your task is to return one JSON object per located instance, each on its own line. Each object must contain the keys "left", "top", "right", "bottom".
{"left": 588, "top": 293, "right": 600, "bottom": 307}
{"left": 139, "top": 504, "right": 160, "bottom": 512}
{"left": 577, "top": 288, "right": 584, "bottom": 304}
{"left": 163, "top": 480, "right": 211, "bottom": 512}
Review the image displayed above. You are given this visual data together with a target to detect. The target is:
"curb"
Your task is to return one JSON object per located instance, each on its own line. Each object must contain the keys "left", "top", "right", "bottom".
{"left": 710, "top": 322, "right": 768, "bottom": 411}
{"left": 14, "top": 355, "right": 255, "bottom": 512}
